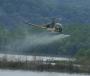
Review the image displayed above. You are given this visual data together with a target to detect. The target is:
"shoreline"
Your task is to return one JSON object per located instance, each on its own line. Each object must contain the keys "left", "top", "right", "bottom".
{"left": 0, "top": 53, "right": 75, "bottom": 62}
{"left": 0, "top": 54, "right": 89, "bottom": 73}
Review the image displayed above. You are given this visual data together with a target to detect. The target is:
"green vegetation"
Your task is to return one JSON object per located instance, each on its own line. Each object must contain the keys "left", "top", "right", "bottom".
{"left": 63, "top": 24, "right": 90, "bottom": 71}
{"left": 0, "top": 55, "right": 86, "bottom": 73}
{"left": 1, "top": 0, "right": 90, "bottom": 26}
{"left": 0, "top": 23, "right": 90, "bottom": 66}
{"left": 0, "top": 24, "right": 90, "bottom": 72}
{"left": 0, "top": 0, "right": 90, "bottom": 72}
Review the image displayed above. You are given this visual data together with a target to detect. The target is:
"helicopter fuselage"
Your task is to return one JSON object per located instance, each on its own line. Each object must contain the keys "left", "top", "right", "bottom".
{"left": 43, "top": 23, "right": 62, "bottom": 32}
{"left": 31, "top": 22, "right": 62, "bottom": 33}
{"left": 27, "top": 18, "right": 63, "bottom": 33}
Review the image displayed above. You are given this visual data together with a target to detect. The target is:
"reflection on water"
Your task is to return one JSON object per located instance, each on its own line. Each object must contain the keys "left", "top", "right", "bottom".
{"left": 0, "top": 70, "right": 89, "bottom": 76}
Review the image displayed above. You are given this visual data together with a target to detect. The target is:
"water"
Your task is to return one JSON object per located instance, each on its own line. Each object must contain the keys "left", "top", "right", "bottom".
{"left": 0, "top": 70, "right": 89, "bottom": 76}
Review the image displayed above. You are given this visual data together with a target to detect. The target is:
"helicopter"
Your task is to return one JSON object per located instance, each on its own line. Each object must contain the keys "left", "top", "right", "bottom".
{"left": 25, "top": 17, "right": 63, "bottom": 33}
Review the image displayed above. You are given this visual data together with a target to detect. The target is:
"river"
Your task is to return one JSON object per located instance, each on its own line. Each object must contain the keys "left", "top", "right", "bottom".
{"left": 0, "top": 70, "right": 89, "bottom": 76}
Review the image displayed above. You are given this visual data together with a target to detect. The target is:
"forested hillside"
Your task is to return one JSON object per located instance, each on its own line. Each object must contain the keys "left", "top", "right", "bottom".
{"left": 0, "top": 0, "right": 90, "bottom": 28}
{"left": 0, "top": 0, "right": 90, "bottom": 64}
{"left": 0, "top": 24, "right": 90, "bottom": 58}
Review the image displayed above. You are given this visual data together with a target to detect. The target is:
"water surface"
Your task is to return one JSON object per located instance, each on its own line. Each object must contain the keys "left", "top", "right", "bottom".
{"left": 0, "top": 70, "right": 89, "bottom": 76}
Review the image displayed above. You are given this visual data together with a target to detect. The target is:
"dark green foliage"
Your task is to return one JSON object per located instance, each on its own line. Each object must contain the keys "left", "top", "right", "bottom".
{"left": 0, "top": 24, "right": 90, "bottom": 58}
{"left": 0, "top": 0, "right": 90, "bottom": 27}
{"left": 0, "top": 23, "right": 90, "bottom": 72}
{"left": 63, "top": 24, "right": 90, "bottom": 65}
{"left": 0, "top": 56, "right": 83, "bottom": 73}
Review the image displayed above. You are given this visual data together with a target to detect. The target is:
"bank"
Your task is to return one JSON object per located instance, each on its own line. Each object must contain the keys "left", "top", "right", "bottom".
{"left": 0, "top": 54, "right": 89, "bottom": 73}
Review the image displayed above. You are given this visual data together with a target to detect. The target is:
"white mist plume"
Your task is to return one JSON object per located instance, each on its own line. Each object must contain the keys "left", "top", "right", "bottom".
{"left": 5, "top": 30, "right": 70, "bottom": 52}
